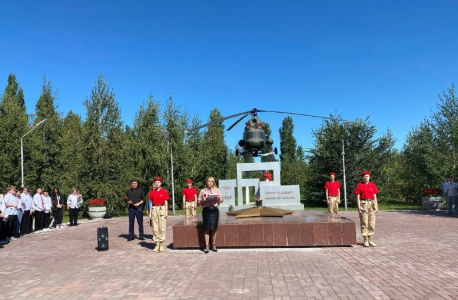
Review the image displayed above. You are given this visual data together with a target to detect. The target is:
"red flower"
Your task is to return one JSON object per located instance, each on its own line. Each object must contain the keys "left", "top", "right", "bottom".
{"left": 88, "top": 198, "right": 106, "bottom": 207}
{"left": 421, "top": 188, "right": 442, "bottom": 197}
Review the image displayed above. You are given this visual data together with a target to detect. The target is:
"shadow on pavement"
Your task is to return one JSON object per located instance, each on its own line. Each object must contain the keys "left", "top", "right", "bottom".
{"left": 139, "top": 241, "right": 155, "bottom": 250}
{"left": 387, "top": 209, "right": 458, "bottom": 218}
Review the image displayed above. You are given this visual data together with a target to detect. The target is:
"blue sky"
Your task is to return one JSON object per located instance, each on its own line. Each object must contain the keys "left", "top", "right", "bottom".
{"left": 1, "top": 0, "right": 457, "bottom": 151}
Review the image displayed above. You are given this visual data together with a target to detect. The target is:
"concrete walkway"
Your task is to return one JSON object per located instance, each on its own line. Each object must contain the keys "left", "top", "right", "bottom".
{"left": 1, "top": 211, "right": 458, "bottom": 300}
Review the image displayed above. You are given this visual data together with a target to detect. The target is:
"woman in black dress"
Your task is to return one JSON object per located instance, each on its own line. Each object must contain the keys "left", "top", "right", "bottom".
{"left": 198, "top": 177, "right": 223, "bottom": 254}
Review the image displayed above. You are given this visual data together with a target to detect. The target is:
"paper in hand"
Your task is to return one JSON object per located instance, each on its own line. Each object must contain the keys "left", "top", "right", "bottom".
{"left": 206, "top": 194, "right": 219, "bottom": 205}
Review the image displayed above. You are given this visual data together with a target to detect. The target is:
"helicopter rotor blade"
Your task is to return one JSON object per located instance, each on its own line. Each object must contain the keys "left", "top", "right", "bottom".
{"left": 187, "top": 110, "right": 252, "bottom": 132}
{"left": 226, "top": 113, "right": 250, "bottom": 131}
{"left": 256, "top": 110, "right": 334, "bottom": 120}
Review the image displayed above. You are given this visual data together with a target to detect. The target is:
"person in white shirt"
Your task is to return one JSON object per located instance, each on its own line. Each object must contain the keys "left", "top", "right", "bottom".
{"left": 14, "top": 190, "right": 24, "bottom": 238}
{"left": 33, "top": 187, "right": 45, "bottom": 232}
{"left": 445, "top": 176, "right": 458, "bottom": 214}
{"left": 43, "top": 191, "right": 52, "bottom": 229}
{"left": 20, "top": 187, "right": 33, "bottom": 235}
{"left": 67, "top": 188, "right": 83, "bottom": 226}
{"left": 4, "top": 186, "right": 20, "bottom": 241}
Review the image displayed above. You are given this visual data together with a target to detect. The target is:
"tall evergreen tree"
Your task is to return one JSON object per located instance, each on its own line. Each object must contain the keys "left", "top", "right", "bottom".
{"left": 200, "top": 108, "right": 228, "bottom": 182}
{"left": 81, "top": 75, "right": 126, "bottom": 214}
{"left": 0, "top": 74, "right": 29, "bottom": 187}
{"left": 132, "top": 94, "right": 166, "bottom": 190}
{"left": 57, "top": 111, "right": 84, "bottom": 195}
{"left": 26, "top": 76, "right": 62, "bottom": 190}
{"left": 278, "top": 116, "right": 301, "bottom": 185}
{"left": 279, "top": 116, "right": 297, "bottom": 162}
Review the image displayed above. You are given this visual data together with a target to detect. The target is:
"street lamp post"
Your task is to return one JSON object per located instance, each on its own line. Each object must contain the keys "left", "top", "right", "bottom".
{"left": 342, "top": 121, "right": 350, "bottom": 211}
{"left": 162, "top": 130, "right": 175, "bottom": 214}
{"left": 21, "top": 119, "right": 48, "bottom": 187}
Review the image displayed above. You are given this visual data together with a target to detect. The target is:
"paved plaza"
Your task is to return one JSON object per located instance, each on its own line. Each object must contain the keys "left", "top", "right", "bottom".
{"left": 1, "top": 210, "right": 458, "bottom": 300}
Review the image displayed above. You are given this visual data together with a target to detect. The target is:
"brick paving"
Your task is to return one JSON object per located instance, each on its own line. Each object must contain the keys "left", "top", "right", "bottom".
{"left": 1, "top": 211, "right": 458, "bottom": 300}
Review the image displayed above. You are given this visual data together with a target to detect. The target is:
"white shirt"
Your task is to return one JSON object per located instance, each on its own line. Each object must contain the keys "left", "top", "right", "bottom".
{"left": 67, "top": 194, "right": 83, "bottom": 209}
{"left": 0, "top": 194, "right": 5, "bottom": 216}
{"left": 44, "top": 195, "right": 52, "bottom": 212}
{"left": 21, "top": 193, "right": 33, "bottom": 210}
{"left": 33, "top": 193, "right": 45, "bottom": 211}
{"left": 4, "top": 193, "right": 19, "bottom": 216}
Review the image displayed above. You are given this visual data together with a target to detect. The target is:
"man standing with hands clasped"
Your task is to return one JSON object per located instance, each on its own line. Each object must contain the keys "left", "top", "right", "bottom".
{"left": 125, "top": 179, "right": 145, "bottom": 241}
{"left": 182, "top": 178, "right": 197, "bottom": 218}
{"left": 148, "top": 177, "right": 169, "bottom": 253}
{"left": 355, "top": 170, "right": 379, "bottom": 247}
{"left": 325, "top": 172, "right": 341, "bottom": 217}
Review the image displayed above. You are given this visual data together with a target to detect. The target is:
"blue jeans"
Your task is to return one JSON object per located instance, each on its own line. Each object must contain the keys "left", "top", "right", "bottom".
{"left": 446, "top": 196, "right": 457, "bottom": 213}
{"left": 15, "top": 210, "right": 23, "bottom": 237}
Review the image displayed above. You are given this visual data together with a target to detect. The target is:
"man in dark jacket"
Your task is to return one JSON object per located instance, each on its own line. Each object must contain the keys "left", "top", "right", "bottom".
{"left": 125, "top": 180, "right": 145, "bottom": 241}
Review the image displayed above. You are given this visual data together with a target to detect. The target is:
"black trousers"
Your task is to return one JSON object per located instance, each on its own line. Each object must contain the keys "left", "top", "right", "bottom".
{"left": 44, "top": 213, "right": 51, "bottom": 228}
{"left": 5, "top": 215, "right": 18, "bottom": 238}
{"left": 29, "top": 212, "right": 34, "bottom": 233}
{"left": 52, "top": 209, "right": 63, "bottom": 227}
{"left": 0, "top": 217, "right": 6, "bottom": 240}
{"left": 21, "top": 211, "right": 31, "bottom": 235}
{"left": 128, "top": 207, "right": 144, "bottom": 237}
{"left": 34, "top": 211, "right": 44, "bottom": 231}
{"left": 69, "top": 208, "right": 79, "bottom": 225}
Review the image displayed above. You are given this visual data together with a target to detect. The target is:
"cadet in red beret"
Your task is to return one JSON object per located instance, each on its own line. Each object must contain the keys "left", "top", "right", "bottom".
{"left": 147, "top": 176, "right": 169, "bottom": 252}
{"left": 324, "top": 172, "right": 341, "bottom": 217}
{"left": 354, "top": 170, "right": 379, "bottom": 247}
{"left": 182, "top": 179, "right": 198, "bottom": 218}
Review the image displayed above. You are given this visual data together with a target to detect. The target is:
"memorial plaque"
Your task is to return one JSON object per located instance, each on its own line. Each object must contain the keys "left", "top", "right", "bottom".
{"left": 260, "top": 185, "right": 301, "bottom": 205}
{"left": 219, "top": 179, "right": 236, "bottom": 208}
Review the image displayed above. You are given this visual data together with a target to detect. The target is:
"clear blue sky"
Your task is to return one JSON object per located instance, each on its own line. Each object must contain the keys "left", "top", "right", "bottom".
{"left": 1, "top": 0, "right": 457, "bottom": 151}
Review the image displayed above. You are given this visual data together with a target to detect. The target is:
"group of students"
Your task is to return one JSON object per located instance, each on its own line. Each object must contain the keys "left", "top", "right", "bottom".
{"left": 125, "top": 176, "right": 223, "bottom": 253}
{"left": 0, "top": 185, "right": 83, "bottom": 247}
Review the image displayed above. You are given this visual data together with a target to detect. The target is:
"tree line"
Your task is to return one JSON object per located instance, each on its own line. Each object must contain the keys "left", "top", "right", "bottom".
{"left": 0, "top": 73, "right": 455, "bottom": 214}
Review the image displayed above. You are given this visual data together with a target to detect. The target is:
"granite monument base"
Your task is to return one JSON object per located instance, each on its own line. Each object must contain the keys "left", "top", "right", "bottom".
{"left": 173, "top": 210, "right": 356, "bottom": 248}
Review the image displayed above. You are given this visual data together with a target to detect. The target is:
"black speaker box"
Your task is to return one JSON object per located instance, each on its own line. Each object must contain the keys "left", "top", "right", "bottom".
{"left": 97, "top": 227, "right": 109, "bottom": 251}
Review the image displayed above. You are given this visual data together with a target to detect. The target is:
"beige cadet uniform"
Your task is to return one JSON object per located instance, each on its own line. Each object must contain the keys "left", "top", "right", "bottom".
{"left": 355, "top": 179, "right": 379, "bottom": 247}
{"left": 148, "top": 187, "right": 169, "bottom": 252}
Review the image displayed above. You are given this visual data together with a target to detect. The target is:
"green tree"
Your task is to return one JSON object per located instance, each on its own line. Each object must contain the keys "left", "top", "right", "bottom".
{"left": 81, "top": 75, "right": 127, "bottom": 215}
{"left": 200, "top": 108, "right": 228, "bottom": 182}
{"left": 57, "top": 111, "right": 84, "bottom": 195}
{"left": 279, "top": 116, "right": 297, "bottom": 162}
{"left": 0, "top": 74, "right": 29, "bottom": 187}
{"left": 26, "top": 77, "right": 62, "bottom": 190}
{"left": 278, "top": 116, "right": 301, "bottom": 185}
{"left": 307, "top": 117, "right": 396, "bottom": 205}
{"left": 400, "top": 85, "right": 458, "bottom": 202}
{"left": 131, "top": 94, "right": 167, "bottom": 191}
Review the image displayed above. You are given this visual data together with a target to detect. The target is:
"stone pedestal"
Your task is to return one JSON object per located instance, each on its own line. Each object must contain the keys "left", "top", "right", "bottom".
{"left": 173, "top": 210, "right": 356, "bottom": 248}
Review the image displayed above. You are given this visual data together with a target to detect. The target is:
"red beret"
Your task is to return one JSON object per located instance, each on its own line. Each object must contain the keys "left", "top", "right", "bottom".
{"left": 153, "top": 177, "right": 162, "bottom": 182}
{"left": 186, "top": 178, "right": 193, "bottom": 183}
{"left": 328, "top": 172, "right": 335, "bottom": 176}
{"left": 360, "top": 171, "right": 370, "bottom": 176}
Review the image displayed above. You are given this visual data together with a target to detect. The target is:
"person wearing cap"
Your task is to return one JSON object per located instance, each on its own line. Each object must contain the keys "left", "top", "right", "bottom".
{"left": 148, "top": 177, "right": 169, "bottom": 252}
{"left": 445, "top": 175, "right": 458, "bottom": 214}
{"left": 182, "top": 179, "right": 198, "bottom": 218}
{"left": 125, "top": 179, "right": 146, "bottom": 241}
{"left": 355, "top": 171, "right": 379, "bottom": 247}
{"left": 325, "top": 172, "right": 341, "bottom": 217}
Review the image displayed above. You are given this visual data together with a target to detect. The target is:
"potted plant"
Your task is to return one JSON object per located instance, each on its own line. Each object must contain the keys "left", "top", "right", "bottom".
{"left": 421, "top": 188, "right": 443, "bottom": 211}
{"left": 88, "top": 198, "right": 107, "bottom": 219}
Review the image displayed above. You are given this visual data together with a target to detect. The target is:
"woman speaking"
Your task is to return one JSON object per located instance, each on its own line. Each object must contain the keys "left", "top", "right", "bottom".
{"left": 198, "top": 177, "right": 223, "bottom": 254}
